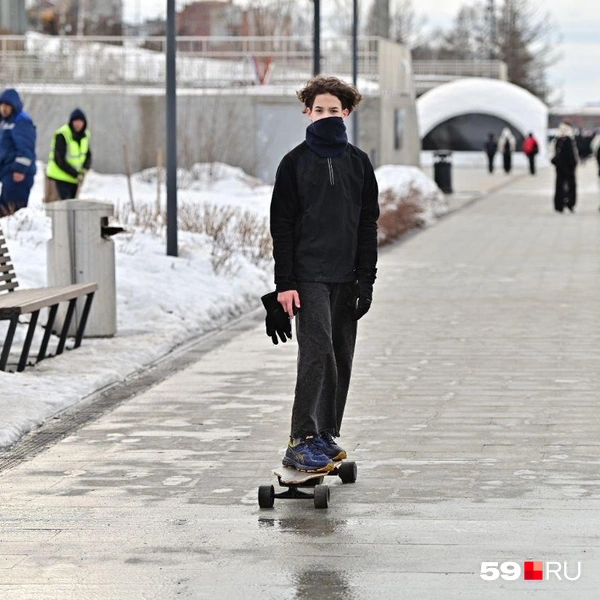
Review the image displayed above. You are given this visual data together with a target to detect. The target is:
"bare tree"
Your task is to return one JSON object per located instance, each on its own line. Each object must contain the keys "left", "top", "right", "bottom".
{"left": 328, "top": 0, "right": 354, "bottom": 36}
{"left": 389, "top": 0, "right": 429, "bottom": 48}
{"left": 239, "top": 0, "right": 296, "bottom": 36}
{"left": 432, "top": 0, "right": 560, "bottom": 101}
{"left": 438, "top": 4, "right": 487, "bottom": 60}
{"left": 364, "top": 0, "right": 434, "bottom": 58}
{"left": 495, "top": 0, "right": 560, "bottom": 101}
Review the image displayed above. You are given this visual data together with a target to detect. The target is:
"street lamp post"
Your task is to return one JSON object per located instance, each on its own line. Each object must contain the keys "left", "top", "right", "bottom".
{"left": 166, "top": 0, "right": 178, "bottom": 257}
{"left": 313, "top": 0, "right": 320, "bottom": 76}
{"left": 352, "top": 0, "right": 359, "bottom": 146}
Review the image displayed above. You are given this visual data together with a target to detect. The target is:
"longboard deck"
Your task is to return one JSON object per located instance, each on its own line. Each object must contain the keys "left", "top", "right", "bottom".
{"left": 273, "top": 466, "right": 328, "bottom": 485}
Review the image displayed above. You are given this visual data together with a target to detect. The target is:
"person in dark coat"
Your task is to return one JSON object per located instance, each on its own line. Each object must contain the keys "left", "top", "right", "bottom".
{"left": 0, "top": 89, "right": 36, "bottom": 217}
{"left": 595, "top": 131, "right": 600, "bottom": 211}
{"left": 498, "top": 127, "right": 516, "bottom": 174}
{"left": 268, "top": 75, "right": 379, "bottom": 473}
{"left": 551, "top": 122, "right": 579, "bottom": 213}
{"left": 522, "top": 132, "right": 539, "bottom": 175}
{"left": 484, "top": 133, "right": 497, "bottom": 174}
{"left": 574, "top": 130, "right": 592, "bottom": 163}
{"left": 591, "top": 129, "right": 600, "bottom": 178}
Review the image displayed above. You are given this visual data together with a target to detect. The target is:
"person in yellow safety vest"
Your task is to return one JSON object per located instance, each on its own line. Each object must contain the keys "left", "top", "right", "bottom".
{"left": 46, "top": 108, "right": 92, "bottom": 200}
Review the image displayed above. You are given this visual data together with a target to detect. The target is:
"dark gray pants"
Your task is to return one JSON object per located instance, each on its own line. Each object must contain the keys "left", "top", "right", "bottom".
{"left": 291, "top": 282, "right": 357, "bottom": 439}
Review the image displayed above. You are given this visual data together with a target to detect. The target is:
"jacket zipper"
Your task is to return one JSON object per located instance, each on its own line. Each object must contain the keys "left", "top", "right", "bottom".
{"left": 327, "top": 158, "right": 335, "bottom": 186}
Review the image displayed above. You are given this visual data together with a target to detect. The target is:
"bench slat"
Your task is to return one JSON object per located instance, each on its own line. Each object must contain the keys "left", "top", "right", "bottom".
{"left": 0, "top": 281, "right": 18, "bottom": 294}
{"left": 0, "top": 271, "right": 18, "bottom": 283}
{"left": 0, "top": 228, "right": 19, "bottom": 297}
{"left": 0, "top": 263, "right": 16, "bottom": 274}
{"left": 0, "top": 283, "right": 98, "bottom": 316}
{"left": 0, "top": 255, "right": 14, "bottom": 266}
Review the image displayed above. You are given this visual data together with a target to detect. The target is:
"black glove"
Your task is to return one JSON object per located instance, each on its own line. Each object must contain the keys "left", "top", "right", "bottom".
{"left": 351, "top": 281, "right": 373, "bottom": 321}
{"left": 261, "top": 291, "right": 292, "bottom": 345}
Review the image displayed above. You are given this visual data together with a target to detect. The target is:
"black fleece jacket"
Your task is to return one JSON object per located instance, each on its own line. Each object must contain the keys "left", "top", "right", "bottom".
{"left": 270, "top": 141, "right": 379, "bottom": 292}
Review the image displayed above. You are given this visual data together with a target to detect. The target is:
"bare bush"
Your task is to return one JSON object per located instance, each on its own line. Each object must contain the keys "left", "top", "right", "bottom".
{"left": 377, "top": 188, "right": 424, "bottom": 246}
{"left": 114, "top": 201, "right": 272, "bottom": 275}
{"left": 115, "top": 202, "right": 165, "bottom": 236}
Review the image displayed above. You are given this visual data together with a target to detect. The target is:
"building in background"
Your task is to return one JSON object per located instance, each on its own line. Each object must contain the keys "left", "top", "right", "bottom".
{"left": 549, "top": 107, "right": 600, "bottom": 133}
{"left": 0, "top": 0, "right": 27, "bottom": 34}
{"left": 176, "top": 0, "right": 293, "bottom": 37}
{"left": 177, "top": 1, "right": 240, "bottom": 37}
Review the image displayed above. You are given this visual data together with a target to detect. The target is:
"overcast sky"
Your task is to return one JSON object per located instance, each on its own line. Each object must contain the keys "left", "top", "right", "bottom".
{"left": 122, "top": 0, "right": 600, "bottom": 107}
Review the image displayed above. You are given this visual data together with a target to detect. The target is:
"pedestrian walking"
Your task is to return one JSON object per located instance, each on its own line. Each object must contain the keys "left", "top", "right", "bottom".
{"left": 498, "top": 127, "right": 516, "bottom": 174}
{"left": 591, "top": 129, "right": 600, "bottom": 211}
{"left": 591, "top": 129, "right": 600, "bottom": 178}
{"left": 0, "top": 89, "right": 36, "bottom": 217}
{"left": 265, "top": 75, "right": 379, "bottom": 473}
{"left": 575, "top": 130, "right": 592, "bottom": 164}
{"left": 484, "top": 133, "right": 497, "bottom": 174}
{"left": 45, "top": 108, "right": 92, "bottom": 202}
{"left": 522, "top": 132, "right": 539, "bottom": 175}
{"left": 550, "top": 122, "right": 579, "bottom": 213}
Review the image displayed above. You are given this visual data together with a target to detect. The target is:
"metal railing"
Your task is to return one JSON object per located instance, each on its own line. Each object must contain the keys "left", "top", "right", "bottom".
{"left": 0, "top": 34, "right": 382, "bottom": 90}
{"left": 413, "top": 59, "right": 508, "bottom": 79}
{"left": 413, "top": 59, "right": 508, "bottom": 95}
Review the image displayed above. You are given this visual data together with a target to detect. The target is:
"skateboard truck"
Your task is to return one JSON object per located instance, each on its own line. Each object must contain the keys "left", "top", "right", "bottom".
{"left": 258, "top": 461, "right": 357, "bottom": 509}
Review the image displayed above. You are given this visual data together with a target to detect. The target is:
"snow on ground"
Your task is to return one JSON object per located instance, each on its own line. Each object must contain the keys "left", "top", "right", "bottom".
{"left": 0, "top": 162, "right": 443, "bottom": 448}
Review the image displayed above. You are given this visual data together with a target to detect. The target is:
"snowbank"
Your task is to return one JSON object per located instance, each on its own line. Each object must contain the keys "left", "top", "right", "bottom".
{"left": 375, "top": 164, "right": 448, "bottom": 228}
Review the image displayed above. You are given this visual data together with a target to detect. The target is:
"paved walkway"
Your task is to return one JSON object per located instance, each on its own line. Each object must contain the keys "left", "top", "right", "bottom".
{"left": 2, "top": 164, "right": 600, "bottom": 599}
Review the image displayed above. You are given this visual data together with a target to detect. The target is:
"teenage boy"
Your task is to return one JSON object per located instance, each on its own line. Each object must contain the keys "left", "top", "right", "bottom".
{"left": 269, "top": 76, "right": 380, "bottom": 472}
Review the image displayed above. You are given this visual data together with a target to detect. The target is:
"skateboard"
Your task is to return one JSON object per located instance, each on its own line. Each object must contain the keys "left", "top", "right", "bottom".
{"left": 258, "top": 460, "right": 357, "bottom": 509}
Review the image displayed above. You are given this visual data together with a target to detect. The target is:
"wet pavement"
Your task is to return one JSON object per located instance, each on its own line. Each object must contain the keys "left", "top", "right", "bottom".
{"left": 1, "top": 165, "right": 600, "bottom": 598}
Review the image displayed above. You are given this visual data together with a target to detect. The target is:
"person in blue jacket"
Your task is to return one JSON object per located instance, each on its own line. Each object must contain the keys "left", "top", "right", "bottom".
{"left": 0, "top": 89, "right": 37, "bottom": 216}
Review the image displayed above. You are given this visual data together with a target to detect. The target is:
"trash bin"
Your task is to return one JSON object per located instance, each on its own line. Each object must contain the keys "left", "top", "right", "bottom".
{"left": 46, "top": 200, "right": 119, "bottom": 337}
{"left": 433, "top": 150, "right": 453, "bottom": 194}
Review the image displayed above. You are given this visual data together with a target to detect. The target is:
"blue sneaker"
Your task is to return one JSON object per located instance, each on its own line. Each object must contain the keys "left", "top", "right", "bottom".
{"left": 282, "top": 436, "right": 335, "bottom": 472}
{"left": 314, "top": 432, "right": 347, "bottom": 461}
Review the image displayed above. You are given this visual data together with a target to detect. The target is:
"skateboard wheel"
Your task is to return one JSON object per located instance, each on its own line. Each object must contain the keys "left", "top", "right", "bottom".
{"left": 338, "top": 461, "right": 357, "bottom": 484}
{"left": 258, "top": 485, "right": 275, "bottom": 508}
{"left": 313, "top": 484, "right": 330, "bottom": 509}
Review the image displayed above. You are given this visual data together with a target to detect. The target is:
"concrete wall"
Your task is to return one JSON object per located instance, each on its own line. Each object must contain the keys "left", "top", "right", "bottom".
{"left": 377, "top": 40, "right": 420, "bottom": 168}
{"left": 24, "top": 90, "right": 259, "bottom": 177}
{"left": 0, "top": 0, "right": 27, "bottom": 34}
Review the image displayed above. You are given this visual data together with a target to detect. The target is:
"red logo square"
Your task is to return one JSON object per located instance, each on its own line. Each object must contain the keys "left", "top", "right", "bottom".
{"left": 524, "top": 561, "right": 543, "bottom": 580}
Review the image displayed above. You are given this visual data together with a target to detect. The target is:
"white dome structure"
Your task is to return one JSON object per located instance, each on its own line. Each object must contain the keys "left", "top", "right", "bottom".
{"left": 417, "top": 78, "right": 549, "bottom": 167}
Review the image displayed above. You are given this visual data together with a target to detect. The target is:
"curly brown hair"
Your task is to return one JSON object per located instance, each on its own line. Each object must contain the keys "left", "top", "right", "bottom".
{"left": 296, "top": 76, "right": 362, "bottom": 114}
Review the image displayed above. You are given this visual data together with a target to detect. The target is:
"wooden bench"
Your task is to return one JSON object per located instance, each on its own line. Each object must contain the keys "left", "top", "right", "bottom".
{"left": 0, "top": 227, "right": 98, "bottom": 372}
